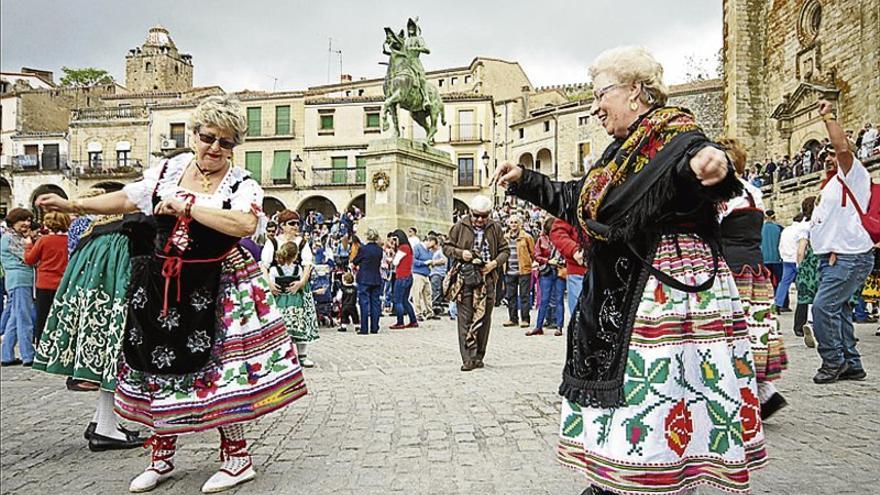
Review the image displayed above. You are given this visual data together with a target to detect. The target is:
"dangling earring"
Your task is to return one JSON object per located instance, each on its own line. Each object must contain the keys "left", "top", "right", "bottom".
{"left": 629, "top": 100, "right": 639, "bottom": 111}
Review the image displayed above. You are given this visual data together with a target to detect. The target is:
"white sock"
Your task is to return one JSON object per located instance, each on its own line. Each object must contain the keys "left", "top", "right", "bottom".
{"left": 219, "top": 424, "right": 251, "bottom": 474}
{"left": 807, "top": 304, "right": 813, "bottom": 324}
{"left": 757, "top": 381, "right": 778, "bottom": 404}
{"left": 296, "top": 343, "right": 307, "bottom": 358}
{"left": 94, "top": 391, "right": 126, "bottom": 440}
{"left": 92, "top": 407, "right": 99, "bottom": 424}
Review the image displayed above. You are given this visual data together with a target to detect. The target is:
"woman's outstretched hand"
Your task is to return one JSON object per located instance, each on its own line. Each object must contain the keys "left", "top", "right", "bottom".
{"left": 689, "top": 146, "right": 729, "bottom": 186}
{"left": 489, "top": 162, "right": 524, "bottom": 188}
{"left": 35, "top": 193, "right": 72, "bottom": 213}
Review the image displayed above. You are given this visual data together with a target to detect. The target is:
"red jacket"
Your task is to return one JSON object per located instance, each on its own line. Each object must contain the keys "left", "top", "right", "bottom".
{"left": 549, "top": 219, "right": 587, "bottom": 277}
{"left": 394, "top": 243, "right": 413, "bottom": 279}
{"left": 24, "top": 234, "right": 69, "bottom": 290}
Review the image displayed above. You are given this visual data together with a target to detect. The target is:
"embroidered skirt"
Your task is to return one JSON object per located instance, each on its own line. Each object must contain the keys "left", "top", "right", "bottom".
{"left": 557, "top": 235, "right": 767, "bottom": 495}
{"left": 280, "top": 291, "right": 320, "bottom": 344}
{"left": 114, "top": 249, "right": 307, "bottom": 436}
{"left": 33, "top": 233, "right": 130, "bottom": 392}
{"left": 732, "top": 266, "right": 787, "bottom": 383}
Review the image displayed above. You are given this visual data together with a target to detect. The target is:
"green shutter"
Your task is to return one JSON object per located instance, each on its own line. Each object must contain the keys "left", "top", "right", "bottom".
{"left": 271, "top": 150, "right": 291, "bottom": 181}
{"left": 355, "top": 156, "right": 366, "bottom": 183}
{"left": 275, "top": 106, "right": 290, "bottom": 135}
{"left": 366, "top": 112, "right": 380, "bottom": 128}
{"left": 331, "top": 156, "right": 347, "bottom": 183}
{"left": 247, "top": 107, "right": 261, "bottom": 137}
{"left": 320, "top": 114, "right": 334, "bottom": 130}
{"left": 245, "top": 151, "right": 262, "bottom": 181}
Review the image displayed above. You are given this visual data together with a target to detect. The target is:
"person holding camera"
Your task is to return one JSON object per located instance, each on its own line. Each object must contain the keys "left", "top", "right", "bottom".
{"left": 443, "top": 195, "right": 509, "bottom": 371}
{"left": 530, "top": 217, "right": 566, "bottom": 336}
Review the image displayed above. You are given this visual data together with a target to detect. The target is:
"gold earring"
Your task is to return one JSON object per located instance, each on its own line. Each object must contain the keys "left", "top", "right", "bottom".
{"left": 629, "top": 100, "right": 639, "bottom": 111}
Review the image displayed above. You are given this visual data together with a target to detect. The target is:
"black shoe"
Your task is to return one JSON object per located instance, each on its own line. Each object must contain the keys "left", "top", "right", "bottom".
{"left": 793, "top": 327, "right": 805, "bottom": 337}
{"left": 760, "top": 392, "right": 788, "bottom": 420}
{"left": 87, "top": 431, "right": 143, "bottom": 451}
{"left": 22, "top": 361, "right": 32, "bottom": 367}
{"left": 84, "top": 422, "right": 97, "bottom": 441}
{"left": 777, "top": 306, "right": 792, "bottom": 314}
{"left": 474, "top": 360, "right": 484, "bottom": 369}
{"left": 813, "top": 363, "right": 852, "bottom": 384}
{"left": 854, "top": 316, "right": 878, "bottom": 324}
{"left": 0, "top": 359, "right": 23, "bottom": 367}
{"left": 357, "top": 331, "right": 369, "bottom": 335}
{"left": 839, "top": 367, "right": 867, "bottom": 381}
{"left": 84, "top": 423, "right": 140, "bottom": 441}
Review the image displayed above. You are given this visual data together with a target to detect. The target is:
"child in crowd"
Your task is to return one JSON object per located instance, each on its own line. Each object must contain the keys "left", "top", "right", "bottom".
{"left": 337, "top": 272, "right": 359, "bottom": 332}
{"left": 270, "top": 241, "right": 319, "bottom": 367}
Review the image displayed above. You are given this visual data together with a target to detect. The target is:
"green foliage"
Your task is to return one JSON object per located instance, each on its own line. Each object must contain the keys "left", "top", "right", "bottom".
{"left": 59, "top": 66, "right": 115, "bottom": 87}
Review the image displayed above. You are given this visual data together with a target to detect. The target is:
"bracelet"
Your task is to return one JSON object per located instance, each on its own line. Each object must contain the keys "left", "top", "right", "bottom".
{"left": 822, "top": 113, "right": 836, "bottom": 122}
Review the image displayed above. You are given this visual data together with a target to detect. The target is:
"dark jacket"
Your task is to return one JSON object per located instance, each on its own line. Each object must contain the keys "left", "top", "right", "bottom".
{"left": 443, "top": 215, "right": 509, "bottom": 285}
{"left": 352, "top": 241, "right": 383, "bottom": 286}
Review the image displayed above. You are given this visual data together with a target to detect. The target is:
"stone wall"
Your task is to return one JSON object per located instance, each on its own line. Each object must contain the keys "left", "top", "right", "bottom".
{"left": 668, "top": 81, "right": 725, "bottom": 140}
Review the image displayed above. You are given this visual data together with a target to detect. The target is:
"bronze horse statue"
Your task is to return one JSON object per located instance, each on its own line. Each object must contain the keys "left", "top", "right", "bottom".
{"left": 381, "top": 28, "right": 445, "bottom": 145}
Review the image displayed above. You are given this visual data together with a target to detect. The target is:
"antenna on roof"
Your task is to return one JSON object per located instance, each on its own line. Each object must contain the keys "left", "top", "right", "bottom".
{"left": 327, "top": 38, "right": 342, "bottom": 83}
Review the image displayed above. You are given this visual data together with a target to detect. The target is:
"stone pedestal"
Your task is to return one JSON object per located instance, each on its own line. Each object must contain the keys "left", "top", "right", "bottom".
{"left": 360, "top": 138, "right": 455, "bottom": 237}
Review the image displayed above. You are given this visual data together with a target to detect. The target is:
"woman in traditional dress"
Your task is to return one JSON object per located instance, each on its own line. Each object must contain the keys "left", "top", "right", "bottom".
{"left": 37, "top": 95, "right": 306, "bottom": 493}
{"left": 260, "top": 209, "right": 319, "bottom": 367}
{"left": 794, "top": 196, "right": 819, "bottom": 348}
{"left": 33, "top": 205, "right": 146, "bottom": 450}
{"left": 491, "top": 46, "right": 767, "bottom": 495}
{"left": 717, "top": 138, "right": 789, "bottom": 420}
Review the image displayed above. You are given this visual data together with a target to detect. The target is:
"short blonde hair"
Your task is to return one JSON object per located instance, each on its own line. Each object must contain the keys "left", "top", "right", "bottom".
{"left": 189, "top": 95, "right": 248, "bottom": 145}
{"left": 43, "top": 212, "right": 71, "bottom": 232}
{"left": 589, "top": 46, "right": 669, "bottom": 107}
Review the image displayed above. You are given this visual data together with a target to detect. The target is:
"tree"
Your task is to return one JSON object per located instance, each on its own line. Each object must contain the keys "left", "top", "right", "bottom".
{"left": 59, "top": 66, "right": 115, "bottom": 87}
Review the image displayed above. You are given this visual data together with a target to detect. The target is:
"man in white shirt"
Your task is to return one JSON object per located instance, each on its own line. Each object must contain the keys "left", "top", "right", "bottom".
{"left": 809, "top": 100, "right": 875, "bottom": 384}
{"left": 775, "top": 214, "right": 809, "bottom": 310}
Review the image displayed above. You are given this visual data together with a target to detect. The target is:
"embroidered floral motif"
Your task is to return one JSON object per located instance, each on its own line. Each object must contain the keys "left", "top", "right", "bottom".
{"left": 151, "top": 346, "right": 176, "bottom": 369}
{"left": 187, "top": 329, "right": 211, "bottom": 353}
{"left": 664, "top": 399, "right": 693, "bottom": 456}
{"left": 128, "top": 326, "right": 143, "bottom": 346}
{"left": 190, "top": 290, "right": 212, "bottom": 312}
{"left": 158, "top": 308, "right": 180, "bottom": 330}
{"left": 739, "top": 387, "right": 762, "bottom": 442}
{"left": 131, "top": 287, "right": 147, "bottom": 309}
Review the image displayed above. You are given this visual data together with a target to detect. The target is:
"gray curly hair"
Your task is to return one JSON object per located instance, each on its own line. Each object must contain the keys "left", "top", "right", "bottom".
{"left": 189, "top": 95, "right": 249, "bottom": 145}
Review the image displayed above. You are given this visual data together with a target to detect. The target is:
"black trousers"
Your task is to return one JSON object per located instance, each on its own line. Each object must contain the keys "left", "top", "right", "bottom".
{"left": 340, "top": 305, "right": 360, "bottom": 324}
{"left": 794, "top": 302, "right": 809, "bottom": 333}
{"left": 33, "top": 288, "right": 56, "bottom": 346}
{"left": 504, "top": 273, "right": 531, "bottom": 323}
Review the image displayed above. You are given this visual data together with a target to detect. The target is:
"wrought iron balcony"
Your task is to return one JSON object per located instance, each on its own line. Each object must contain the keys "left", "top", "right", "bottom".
{"left": 71, "top": 106, "right": 149, "bottom": 122}
{"left": 68, "top": 160, "right": 143, "bottom": 177}
{"left": 9, "top": 154, "right": 68, "bottom": 172}
{"left": 449, "top": 123, "right": 483, "bottom": 143}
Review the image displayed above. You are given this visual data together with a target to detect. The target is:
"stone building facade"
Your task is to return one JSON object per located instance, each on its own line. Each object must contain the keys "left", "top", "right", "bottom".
{"left": 125, "top": 26, "right": 194, "bottom": 93}
{"left": 723, "top": 0, "right": 880, "bottom": 159}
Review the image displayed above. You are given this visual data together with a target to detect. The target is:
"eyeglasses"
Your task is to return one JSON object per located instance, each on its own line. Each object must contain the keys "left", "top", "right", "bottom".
{"left": 593, "top": 83, "right": 626, "bottom": 104}
{"left": 197, "top": 132, "right": 236, "bottom": 150}
{"left": 284, "top": 220, "right": 300, "bottom": 227}
{"left": 472, "top": 212, "right": 489, "bottom": 219}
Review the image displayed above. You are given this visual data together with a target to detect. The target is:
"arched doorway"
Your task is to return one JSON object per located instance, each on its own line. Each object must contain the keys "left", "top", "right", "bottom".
{"left": 518, "top": 152, "right": 534, "bottom": 170}
{"left": 297, "top": 195, "right": 338, "bottom": 219}
{"left": 93, "top": 181, "right": 126, "bottom": 193}
{"left": 31, "top": 184, "right": 67, "bottom": 220}
{"left": 0, "top": 177, "right": 11, "bottom": 217}
{"left": 263, "top": 197, "right": 286, "bottom": 218}
{"left": 536, "top": 148, "right": 553, "bottom": 176}
{"left": 453, "top": 198, "right": 469, "bottom": 221}
{"left": 347, "top": 194, "right": 366, "bottom": 216}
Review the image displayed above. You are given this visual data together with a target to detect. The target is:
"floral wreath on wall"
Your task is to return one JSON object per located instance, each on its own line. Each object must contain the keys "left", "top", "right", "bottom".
{"left": 372, "top": 171, "right": 390, "bottom": 192}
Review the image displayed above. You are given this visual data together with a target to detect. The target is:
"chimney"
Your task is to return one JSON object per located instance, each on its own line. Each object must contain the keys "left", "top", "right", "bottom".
{"left": 340, "top": 74, "right": 353, "bottom": 83}
{"left": 521, "top": 85, "right": 531, "bottom": 120}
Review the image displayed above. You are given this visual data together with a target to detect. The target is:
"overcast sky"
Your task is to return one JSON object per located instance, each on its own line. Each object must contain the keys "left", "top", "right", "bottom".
{"left": 1, "top": 0, "right": 722, "bottom": 92}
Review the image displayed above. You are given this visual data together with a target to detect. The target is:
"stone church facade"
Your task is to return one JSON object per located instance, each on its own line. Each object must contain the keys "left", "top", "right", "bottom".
{"left": 723, "top": 0, "right": 880, "bottom": 159}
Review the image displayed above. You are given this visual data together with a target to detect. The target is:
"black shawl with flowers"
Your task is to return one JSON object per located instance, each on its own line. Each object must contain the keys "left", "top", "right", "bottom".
{"left": 508, "top": 107, "right": 741, "bottom": 408}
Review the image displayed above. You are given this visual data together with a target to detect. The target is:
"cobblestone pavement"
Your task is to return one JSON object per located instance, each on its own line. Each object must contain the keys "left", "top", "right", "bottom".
{"left": 2, "top": 310, "right": 878, "bottom": 495}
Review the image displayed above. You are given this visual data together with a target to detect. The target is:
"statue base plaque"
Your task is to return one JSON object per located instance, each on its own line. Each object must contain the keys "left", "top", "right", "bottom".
{"left": 360, "top": 138, "right": 455, "bottom": 237}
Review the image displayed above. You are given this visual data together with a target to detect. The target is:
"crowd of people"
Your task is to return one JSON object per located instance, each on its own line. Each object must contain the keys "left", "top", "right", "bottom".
{"left": 0, "top": 46, "right": 877, "bottom": 495}
{"left": 742, "top": 121, "right": 879, "bottom": 188}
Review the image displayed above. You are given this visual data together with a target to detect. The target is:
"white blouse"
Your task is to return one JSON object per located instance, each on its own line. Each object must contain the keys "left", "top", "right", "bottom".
{"left": 123, "top": 153, "right": 266, "bottom": 232}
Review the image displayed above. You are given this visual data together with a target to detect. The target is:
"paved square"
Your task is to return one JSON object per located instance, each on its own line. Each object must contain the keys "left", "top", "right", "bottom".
{"left": 1, "top": 310, "right": 878, "bottom": 494}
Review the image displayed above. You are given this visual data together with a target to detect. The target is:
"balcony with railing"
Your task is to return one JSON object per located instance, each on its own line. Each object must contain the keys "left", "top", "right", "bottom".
{"left": 68, "top": 159, "right": 143, "bottom": 178}
{"left": 449, "top": 123, "right": 483, "bottom": 144}
{"left": 310, "top": 167, "right": 367, "bottom": 188}
{"left": 71, "top": 106, "right": 149, "bottom": 122}
{"left": 9, "top": 154, "right": 68, "bottom": 172}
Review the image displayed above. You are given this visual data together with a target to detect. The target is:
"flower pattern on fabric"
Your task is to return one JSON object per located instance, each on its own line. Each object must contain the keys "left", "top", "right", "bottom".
{"left": 158, "top": 308, "right": 180, "bottom": 331}
{"left": 187, "top": 329, "right": 211, "bottom": 353}
{"left": 739, "top": 387, "right": 762, "bottom": 442}
{"left": 190, "top": 290, "right": 212, "bottom": 312}
{"left": 131, "top": 287, "right": 147, "bottom": 309}
{"left": 664, "top": 400, "right": 693, "bottom": 456}
{"left": 128, "top": 326, "right": 143, "bottom": 346}
{"left": 151, "top": 346, "right": 176, "bottom": 369}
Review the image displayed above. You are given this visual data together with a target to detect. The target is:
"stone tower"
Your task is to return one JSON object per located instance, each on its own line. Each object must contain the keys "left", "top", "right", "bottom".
{"left": 124, "top": 25, "right": 193, "bottom": 93}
